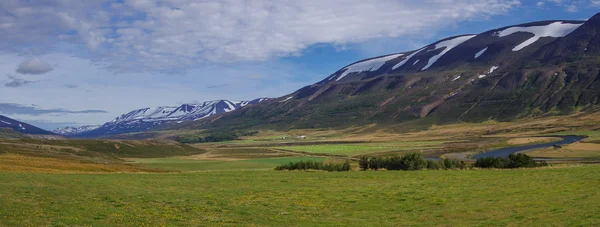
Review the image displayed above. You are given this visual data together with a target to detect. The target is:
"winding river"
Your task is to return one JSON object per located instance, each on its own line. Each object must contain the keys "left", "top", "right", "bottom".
{"left": 472, "top": 136, "right": 586, "bottom": 159}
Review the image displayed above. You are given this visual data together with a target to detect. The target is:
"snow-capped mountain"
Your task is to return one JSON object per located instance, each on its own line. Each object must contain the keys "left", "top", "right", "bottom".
{"left": 0, "top": 115, "right": 55, "bottom": 135}
{"left": 52, "top": 125, "right": 101, "bottom": 136}
{"left": 73, "top": 98, "right": 267, "bottom": 137}
{"left": 197, "top": 14, "right": 600, "bottom": 130}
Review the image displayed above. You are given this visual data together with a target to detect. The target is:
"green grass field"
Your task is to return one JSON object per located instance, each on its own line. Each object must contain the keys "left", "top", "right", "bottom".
{"left": 129, "top": 156, "right": 327, "bottom": 172}
{"left": 277, "top": 141, "right": 445, "bottom": 156}
{"left": 0, "top": 165, "right": 599, "bottom": 226}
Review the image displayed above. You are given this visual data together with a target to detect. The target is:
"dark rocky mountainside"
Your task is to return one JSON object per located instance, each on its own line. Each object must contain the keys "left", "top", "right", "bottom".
{"left": 185, "top": 14, "right": 600, "bottom": 132}
{"left": 0, "top": 115, "right": 55, "bottom": 135}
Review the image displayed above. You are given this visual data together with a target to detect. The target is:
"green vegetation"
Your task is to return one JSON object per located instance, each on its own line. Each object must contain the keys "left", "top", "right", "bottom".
{"left": 279, "top": 141, "right": 444, "bottom": 155}
{"left": 177, "top": 131, "right": 258, "bottom": 144}
{"left": 129, "top": 157, "right": 326, "bottom": 172}
{"left": 274, "top": 160, "right": 351, "bottom": 172}
{"left": 358, "top": 153, "right": 470, "bottom": 171}
{"left": 14, "top": 139, "right": 204, "bottom": 158}
{"left": 0, "top": 128, "right": 23, "bottom": 138}
{"left": 1, "top": 166, "right": 599, "bottom": 226}
{"left": 475, "top": 154, "right": 548, "bottom": 169}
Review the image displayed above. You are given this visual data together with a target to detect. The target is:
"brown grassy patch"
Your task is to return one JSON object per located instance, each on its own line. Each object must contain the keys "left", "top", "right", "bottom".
{"left": 506, "top": 137, "right": 562, "bottom": 145}
{"left": 528, "top": 142, "right": 600, "bottom": 159}
{"left": 0, "top": 153, "right": 161, "bottom": 173}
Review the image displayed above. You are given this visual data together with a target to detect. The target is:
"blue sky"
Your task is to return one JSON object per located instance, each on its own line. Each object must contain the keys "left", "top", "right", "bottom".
{"left": 0, "top": 0, "right": 599, "bottom": 130}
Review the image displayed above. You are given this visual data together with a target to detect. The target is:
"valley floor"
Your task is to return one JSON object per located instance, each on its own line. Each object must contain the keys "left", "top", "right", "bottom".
{"left": 1, "top": 166, "right": 599, "bottom": 226}
{"left": 2, "top": 113, "right": 600, "bottom": 226}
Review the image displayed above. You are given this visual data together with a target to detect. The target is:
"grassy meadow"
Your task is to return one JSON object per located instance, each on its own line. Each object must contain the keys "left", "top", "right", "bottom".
{"left": 2, "top": 113, "right": 600, "bottom": 226}
{"left": 1, "top": 166, "right": 599, "bottom": 226}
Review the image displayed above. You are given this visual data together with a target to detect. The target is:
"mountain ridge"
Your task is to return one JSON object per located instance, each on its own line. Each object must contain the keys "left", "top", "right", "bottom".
{"left": 176, "top": 14, "right": 600, "bottom": 133}
{"left": 67, "top": 98, "right": 267, "bottom": 137}
{"left": 0, "top": 115, "right": 55, "bottom": 135}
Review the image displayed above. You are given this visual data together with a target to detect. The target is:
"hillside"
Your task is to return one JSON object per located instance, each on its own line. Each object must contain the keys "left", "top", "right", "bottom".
{"left": 181, "top": 15, "right": 600, "bottom": 133}
{"left": 65, "top": 99, "right": 267, "bottom": 138}
{"left": 0, "top": 115, "right": 55, "bottom": 135}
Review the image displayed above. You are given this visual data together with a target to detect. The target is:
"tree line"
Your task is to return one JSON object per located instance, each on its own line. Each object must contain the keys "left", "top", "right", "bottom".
{"left": 474, "top": 153, "right": 548, "bottom": 168}
{"left": 275, "top": 160, "right": 351, "bottom": 172}
{"left": 359, "top": 153, "right": 470, "bottom": 171}
{"left": 177, "top": 131, "right": 258, "bottom": 144}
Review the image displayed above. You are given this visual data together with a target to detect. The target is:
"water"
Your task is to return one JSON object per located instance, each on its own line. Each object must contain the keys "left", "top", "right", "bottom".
{"left": 472, "top": 136, "right": 586, "bottom": 159}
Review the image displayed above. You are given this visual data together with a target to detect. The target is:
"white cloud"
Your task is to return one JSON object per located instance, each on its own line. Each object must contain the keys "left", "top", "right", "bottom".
{"left": 0, "top": 0, "right": 521, "bottom": 72}
{"left": 16, "top": 58, "right": 54, "bottom": 75}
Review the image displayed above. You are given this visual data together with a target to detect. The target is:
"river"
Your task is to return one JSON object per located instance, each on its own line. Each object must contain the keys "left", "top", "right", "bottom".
{"left": 472, "top": 136, "right": 586, "bottom": 159}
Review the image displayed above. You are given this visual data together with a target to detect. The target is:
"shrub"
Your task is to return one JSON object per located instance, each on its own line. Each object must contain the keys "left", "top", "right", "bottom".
{"left": 359, "top": 153, "right": 428, "bottom": 171}
{"left": 474, "top": 154, "right": 547, "bottom": 169}
{"left": 359, "top": 156, "right": 369, "bottom": 170}
{"left": 177, "top": 131, "right": 258, "bottom": 144}
{"left": 400, "top": 153, "right": 428, "bottom": 170}
{"left": 275, "top": 160, "right": 351, "bottom": 172}
{"left": 427, "top": 160, "right": 442, "bottom": 170}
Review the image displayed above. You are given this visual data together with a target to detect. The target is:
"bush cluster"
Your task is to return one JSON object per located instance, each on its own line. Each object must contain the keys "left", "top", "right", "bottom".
{"left": 358, "top": 153, "right": 470, "bottom": 171}
{"left": 274, "top": 160, "right": 351, "bottom": 172}
{"left": 474, "top": 153, "right": 547, "bottom": 169}
{"left": 177, "top": 131, "right": 258, "bottom": 144}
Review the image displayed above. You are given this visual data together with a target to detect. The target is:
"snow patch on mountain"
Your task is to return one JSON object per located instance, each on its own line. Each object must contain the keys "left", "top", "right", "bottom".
{"left": 280, "top": 96, "right": 293, "bottom": 102}
{"left": 489, "top": 66, "right": 499, "bottom": 74}
{"left": 421, "top": 35, "right": 476, "bottom": 71}
{"left": 495, "top": 21, "right": 583, "bottom": 51}
{"left": 335, "top": 54, "right": 403, "bottom": 81}
{"left": 73, "top": 98, "right": 268, "bottom": 137}
{"left": 474, "top": 47, "right": 488, "bottom": 58}
{"left": 52, "top": 125, "right": 101, "bottom": 136}
{"left": 392, "top": 47, "right": 426, "bottom": 70}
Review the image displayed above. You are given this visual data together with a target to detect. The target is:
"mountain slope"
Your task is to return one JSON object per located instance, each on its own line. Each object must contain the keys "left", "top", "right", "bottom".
{"left": 0, "top": 115, "right": 55, "bottom": 135}
{"left": 184, "top": 15, "right": 600, "bottom": 132}
{"left": 52, "top": 125, "right": 101, "bottom": 136}
{"left": 74, "top": 99, "right": 267, "bottom": 137}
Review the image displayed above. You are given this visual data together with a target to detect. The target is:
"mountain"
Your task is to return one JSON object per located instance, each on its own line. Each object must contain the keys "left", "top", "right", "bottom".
{"left": 73, "top": 99, "right": 267, "bottom": 137}
{"left": 184, "top": 15, "right": 600, "bottom": 132}
{"left": 0, "top": 115, "right": 55, "bottom": 135}
{"left": 52, "top": 125, "right": 101, "bottom": 136}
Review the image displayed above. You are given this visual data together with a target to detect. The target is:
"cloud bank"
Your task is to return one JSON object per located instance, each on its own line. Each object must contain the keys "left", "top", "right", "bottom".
{"left": 0, "top": 103, "right": 107, "bottom": 116}
{"left": 0, "top": 0, "right": 523, "bottom": 72}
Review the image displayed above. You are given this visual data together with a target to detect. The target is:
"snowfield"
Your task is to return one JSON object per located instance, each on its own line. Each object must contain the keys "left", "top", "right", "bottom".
{"left": 335, "top": 54, "right": 403, "bottom": 81}
{"left": 421, "top": 35, "right": 476, "bottom": 71}
{"left": 495, "top": 21, "right": 583, "bottom": 51}
{"left": 474, "top": 47, "right": 488, "bottom": 59}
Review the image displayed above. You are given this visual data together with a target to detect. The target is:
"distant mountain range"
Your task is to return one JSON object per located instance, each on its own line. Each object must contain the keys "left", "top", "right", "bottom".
{"left": 0, "top": 115, "right": 55, "bottom": 135}
{"left": 182, "top": 13, "right": 600, "bottom": 131}
{"left": 53, "top": 99, "right": 267, "bottom": 137}
{"left": 16, "top": 13, "right": 600, "bottom": 138}
{"left": 52, "top": 125, "right": 101, "bottom": 136}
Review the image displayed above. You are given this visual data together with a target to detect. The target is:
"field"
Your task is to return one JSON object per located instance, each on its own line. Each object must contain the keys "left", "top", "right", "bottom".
{"left": 2, "top": 113, "right": 600, "bottom": 226}
{"left": 128, "top": 156, "right": 326, "bottom": 172}
{"left": 277, "top": 141, "right": 445, "bottom": 156}
{"left": 1, "top": 166, "right": 599, "bottom": 226}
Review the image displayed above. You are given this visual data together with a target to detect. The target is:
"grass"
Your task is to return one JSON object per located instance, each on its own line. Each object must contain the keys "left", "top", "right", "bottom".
{"left": 544, "top": 130, "right": 600, "bottom": 142}
{"left": 0, "top": 153, "right": 156, "bottom": 173}
{"left": 15, "top": 139, "right": 206, "bottom": 158}
{"left": 528, "top": 142, "right": 600, "bottom": 159}
{"left": 0, "top": 165, "right": 599, "bottom": 226}
{"left": 278, "top": 141, "right": 444, "bottom": 156}
{"left": 128, "top": 156, "right": 327, "bottom": 172}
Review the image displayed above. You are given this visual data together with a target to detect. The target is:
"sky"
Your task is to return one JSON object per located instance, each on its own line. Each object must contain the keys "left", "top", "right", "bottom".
{"left": 1, "top": 0, "right": 599, "bottom": 130}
